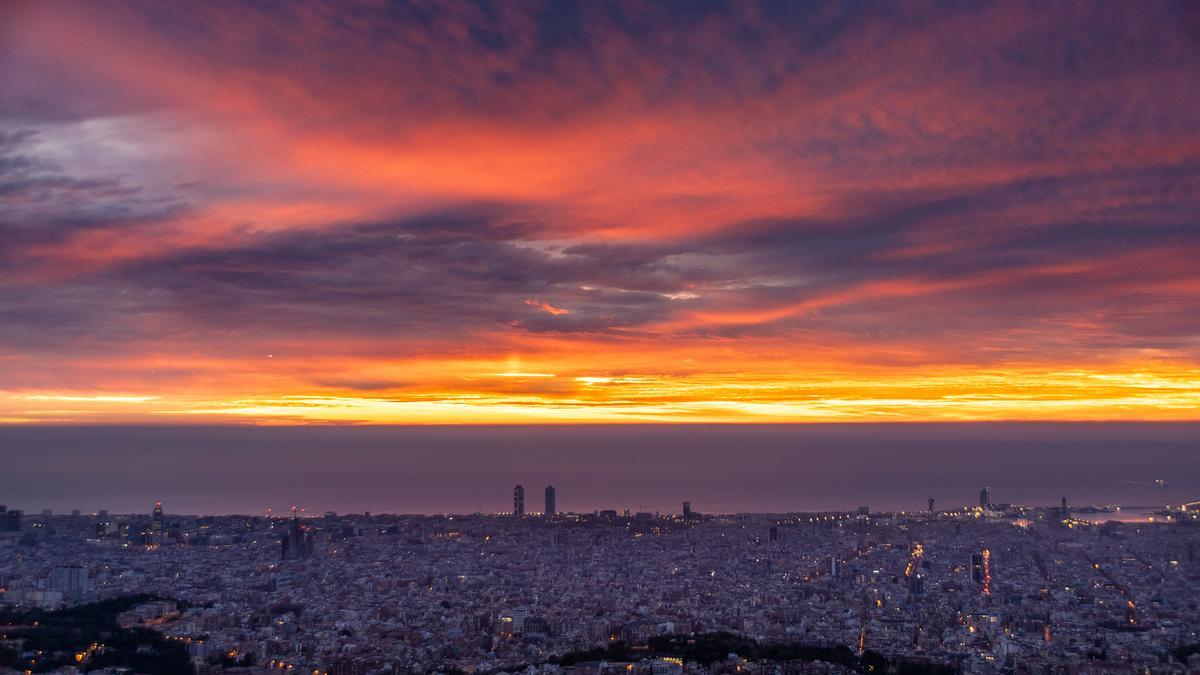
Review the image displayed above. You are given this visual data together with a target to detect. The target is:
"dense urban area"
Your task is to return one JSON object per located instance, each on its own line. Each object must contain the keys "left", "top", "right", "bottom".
{"left": 2, "top": 488, "right": 1199, "bottom": 675}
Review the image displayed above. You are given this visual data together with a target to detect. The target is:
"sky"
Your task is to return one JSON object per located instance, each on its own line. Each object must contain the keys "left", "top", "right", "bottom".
{"left": 1, "top": 1, "right": 1199, "bottom": 424}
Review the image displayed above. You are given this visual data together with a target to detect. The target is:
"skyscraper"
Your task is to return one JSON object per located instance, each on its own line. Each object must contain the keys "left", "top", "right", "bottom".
{"left": 544, "top": 485, "right": 556, "bottom": 517}
{"left": 513, "top": 485, "right": 525, "bottom": 516}
{"left": 928, "top": 498, "right": 935, "bottom": 513}
{"left": 152, "top": 501, "right": 164, "bottom": 532}
{"left": 971, "top": 549, "right": 992, "bottom": 594}
{"left": 281, "top": 514, "right": 313, "bottom": 561}
{"left": 51, "top": 564, "right": 90, "bottom": 602}
{"left": 981, "top": 549, "right": 992, "bottom": 595}
{"left": 682, "top": 501, "right": 693, "bottom": 519}
{"left": 979, "top": 487, "right": 991, "bottom": 510}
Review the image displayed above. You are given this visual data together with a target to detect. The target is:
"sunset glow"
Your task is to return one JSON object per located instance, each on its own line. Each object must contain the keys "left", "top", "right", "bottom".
{"left": 2, "top": 1, "right": 1199, "bottom": 424}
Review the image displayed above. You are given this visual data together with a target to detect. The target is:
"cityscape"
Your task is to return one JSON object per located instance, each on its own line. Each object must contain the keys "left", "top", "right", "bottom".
{"left": 4, "top": 1, "right": 1200, "bottom": 674}
{"left": 2, "top": 486, "right": 1200, "bottom": 674}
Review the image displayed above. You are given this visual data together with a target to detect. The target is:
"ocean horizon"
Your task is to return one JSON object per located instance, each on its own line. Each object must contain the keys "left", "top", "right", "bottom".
{"left": 5, "top": 422, "right": 1196, "bottom": 516}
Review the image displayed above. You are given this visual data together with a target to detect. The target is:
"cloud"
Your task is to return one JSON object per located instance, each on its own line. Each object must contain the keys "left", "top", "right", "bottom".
{"left": 0, "top": 0, "right": 1197, "bottom": 421}
{"left": 525, "top": 299, "right": 570, "bottom": 316}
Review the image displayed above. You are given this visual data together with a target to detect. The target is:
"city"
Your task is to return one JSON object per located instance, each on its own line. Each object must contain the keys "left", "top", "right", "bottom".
{"left": 2, "top": 487, "right": 1199, "bottom": 674}
{"left": 4, "top": 1, "right": 1200, "bottom": 673}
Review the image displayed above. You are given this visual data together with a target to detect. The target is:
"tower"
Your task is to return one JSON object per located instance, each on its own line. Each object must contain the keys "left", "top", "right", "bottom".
{"left": 1060, "top": 496, "right": 1069, "bottom": 520}
{"left": 928, "top": 498, "right": 935, "bottom": 514}
{"left": 544, "top": 485, "right": 556, "bottom": 517}
{"left": 981, "top": 548, "right": 992, "bottom": 595}
{"left": 979, "top": 487, "right": 991, "bottom": 510}
{"left": 513, "top": 485, "right": 525, "bottom": 516}
{"left": 682, "top": 501, "right": 693, "bottom": 519}
{"left": 281, "top": 510, "right": 313, "bottom": 561}
{"left": 972, "top": 550, "right": 992, "bottom": 594}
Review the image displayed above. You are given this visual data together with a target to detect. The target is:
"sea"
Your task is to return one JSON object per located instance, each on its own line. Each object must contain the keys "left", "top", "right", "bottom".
{"left": 1, "top": 423, "right": 1196, "bottom": 517}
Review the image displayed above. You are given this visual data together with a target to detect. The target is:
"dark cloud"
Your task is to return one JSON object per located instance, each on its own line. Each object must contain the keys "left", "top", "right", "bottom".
{"left": 0, "top": 0, "right": 1198, "bottom": 399}
{"left": 5, "top": 154, "right": 1197, "bottom": 360}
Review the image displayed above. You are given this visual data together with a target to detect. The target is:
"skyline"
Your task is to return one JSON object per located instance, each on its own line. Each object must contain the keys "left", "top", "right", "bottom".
{"left": 3, "top": 1, "right": 1200, "bottom": 424}
{"left": 3, "top": 7, "right": 1200, "bottom": 672}
{"left": 3, "top": 422, "right": 1196, "bottom": 515}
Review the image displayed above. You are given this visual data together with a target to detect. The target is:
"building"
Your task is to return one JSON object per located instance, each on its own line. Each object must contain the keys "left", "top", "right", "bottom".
{"left": 513, "top": 485, "right": 525, "bottom": 517}
{"left": 510, "top": 607, "right": 528, "bottom": 634}
{"left": 907, "top": 573, "right": 925, "bottom": 596}
{"left": 51, "top": 564, "right": 90, "bottom": 602}
{"left": 281, "top": 515, "right": 313, "bottom": 561}
{"left": 5, "top": 509, "right": 21, "bottom": 532}
{"left": 152, "top": 501, "right": 164, "bottom": 534}
{"left": 979, "top": 487, "right": 991, "bottom": 510}
{"left": 971, "top": 550, "right": 992, "bottom": 594}
{"left": 682, "top": 501, "right": 693, "bottom": 519}
{"left": 544, "top": 485, "right": 556, "bottom": 516}
{"left": 928, "top": 498, "right": 935, "bottom": 513}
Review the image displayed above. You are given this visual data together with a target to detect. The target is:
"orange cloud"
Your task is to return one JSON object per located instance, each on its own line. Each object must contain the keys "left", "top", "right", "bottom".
{"left": 0, "top": 1, "right": 1198, "bottom": 424}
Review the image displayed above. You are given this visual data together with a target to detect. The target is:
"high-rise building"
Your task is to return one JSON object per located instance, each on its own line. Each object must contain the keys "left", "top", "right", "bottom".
{"left": 152, "top": 501, "right": 164, "bottom": 532}
{"left": 281, "top": 515, "right": 313, "bottom": 561}
{"left": 512, "top": 607, "right": 528, "bottom": 633}
{"left": 928, "top": 498, "right": 935, "bottom": 513}
{"left": 682, "top": 501, "right": 693, "bottom": 519}
{"left": 544, "top": 485, "right": 556, "bottom": 517}
{"left": 513, "top": 485, "right": 525, "bottom": 516}
{"left": 981, "top": 549, "right": 992, "bottom": 594}
{"left": 51, "top": 564, "right": 90, "bottom": 601}
{"left": 5, "top": 509, "right": 21, "bottom": 532}
{"left": 979, "top": 487, "right": 991, "bottom": 510}
{"left": 1060, "top": 496, "right": 1069, "bottom": 520}
{"left": 971, "top": 549, "right": 992, "bottom": 594}
{"left": 768, "top": 526, "right": 779, "bottom": 542}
